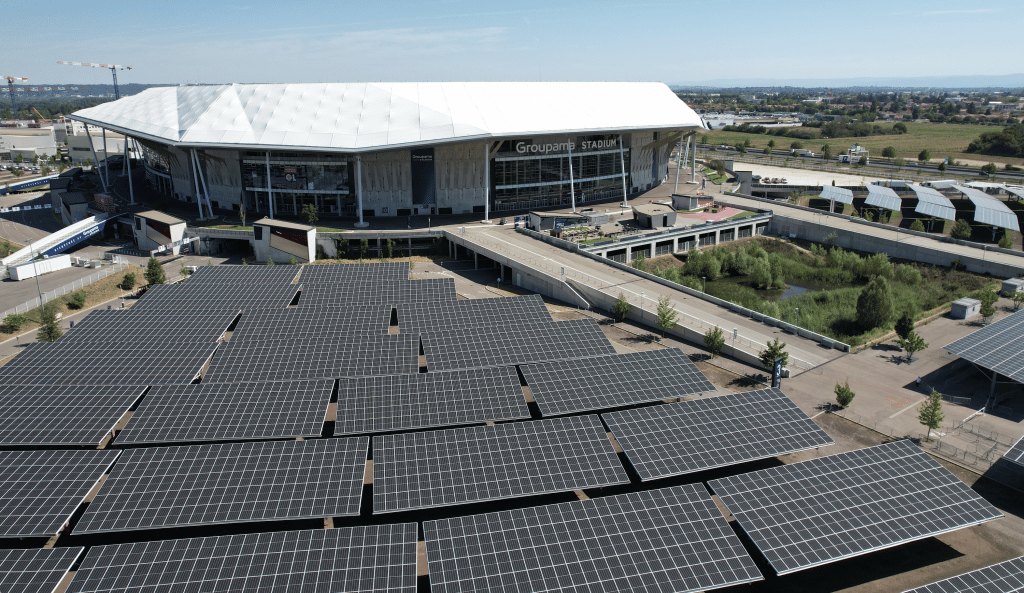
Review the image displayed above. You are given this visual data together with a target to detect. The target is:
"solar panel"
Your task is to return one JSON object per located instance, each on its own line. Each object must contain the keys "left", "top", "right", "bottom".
{"left": 300, "top": 278, "right": 458, "bottom": 307}
{"left": 1005, "top": 435, "right": 1024, "bottom": 467}
{"left": 1005, "top": 186, "right": 1024, "bottom": 201}
{"left": 300, "top": 261, "right": 410, "bottom": 284}
{"left": 604, "top": 387, "right": 834, "bottom": 480}
{"left": 910, "top": 184, "right": 957, "bottom": 221}
{"left": 865, "top": 183, "right": 902, "bottom": 211}
{"left": 75, "top": 438, "right": 367, "bottom": 534}
{"left": 61, "top": 308, "right": 239, "bottom": 345}
{"left": 67, "top": 524, "right": 419, "bottom": 593}
{"left": 204, "top": 334, "right": 419, "bottom": 383}
{"left": 0, "top": 384, "right": 145, "bottom": 446}
{"left": 230, "top": 305, "right": 392, "bottom": 342}
{"left": 819, "top": 186, "right": 854, "bottom": 205}
{"left": 708, "top": 440, "right": 1003, "bottom": 575}
{"left": 424, "top": 484, "right": 763, "bottom": 593}
{"left": 0, "top": 449, "right": 120, "bottom": 538}
{"left": 901, "top": 555, "right": 1024, "bottom": 593}
{"left": 422, "top": 318, "right": 616, "bottom": 371}
{"left": 373, "top": 415, "right": 628, "bottom": 513}
{"left": 335, "top": 367, "right": 530, "bottom": 435}
{"left": 116, "top": 380, "right": 333, "bottom": 444}
{"left": 397, "top": 294, "right": 552, "bottom": 334}
{"left": 954, "top": 185, "right": 1020, "bottom": 231}
{"left": 944, "top": 309, "right": 1024, "bottom": 383}
{"left": 0, "top": 547, "right": 84, "bottom": 593}
{"left": 522, "top": 348, "right": 715, "bottom": 416}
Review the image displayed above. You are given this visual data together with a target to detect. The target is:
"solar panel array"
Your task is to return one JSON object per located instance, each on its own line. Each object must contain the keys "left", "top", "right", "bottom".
{"left": 76, "top": 438, "right": 367, "bottom": 533}
{"left": 954, "top": 185, "right": 1020, "bottom": 231}
{"left": 301, "top": 261, "right": 410, "bottom": 284}
{"left": 944, "top": 309, "right": 1024, "bottom": 383}
{"left": 204, "top": 334, "right": 419, "bottom": 382}
{"left": 910, "top": 184, "right": 957, "bottom": 221}
{"left": 62, "top": 308, "right": 239, "bottom": 344}
{"left": 0, "top": 449, "right": 119, "bottom": 538}
{"left": 424, "top": 484, "right": 763, "bottom": 593}
{"left": 819, "top": 185, "right": 854, "bottom": 205}
{"left": 116, "top": 380, "right": 333, "bottom": 444}
{"left": 67, "top": 524, "right": 419, "bottom": 593}
{"left": 398, "top": 294, "right": 552, "bottom": 334}
{"left": 709, "top": 440, "right": 1003, "bottom": 575}
{"left": 0, "top": 384, "right": 145, "bottom": 446}
{"left": 373, "top": 415, "right": 628, "bottom": 513}
{"left": 866, "top": 183, "right": 902, "bottom": 211}
{"left": 1005, "top": 435, "right": 1024, "bottom": 467}
{"left": 229, "top": 305, "right": 392, "bottom": 341}
{"left": 300, "top": 277, "right": 457, "bottom": 307}
{"left": 605, "top": 387, "right": 834, "bottom": 480}
{"left": 129, "top": 280, "right": 300, "bottom": 313}
{"left": 422, "top": 318, "right": 616, "bottom": 371}
{"left": 0, "top": 547, "right": 83, "bottom": 593}
{"left": 335, "top": 367, "right": 530, "bottom": 435}
{"left": 522, "top": 348, "right": 715, "bottom": 415}
{"left": 901, "top": 555, "right": 1024, "bottom": 593}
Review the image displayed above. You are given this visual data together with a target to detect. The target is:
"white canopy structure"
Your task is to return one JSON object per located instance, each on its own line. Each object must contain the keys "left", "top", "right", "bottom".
{"left": 909, "top": 184, "right": 956, "bottom": 221}
{"left": 819, "top": 186, "right": 853, "bottom": 208}
{"left": 865, "top": 184, "right": 901, "bottom": 212}
{"left": 953, "top": 185, "right": 1020, "bottom": 231}
{"left": 68, "top": 82, "right": 705, "bottom": 153}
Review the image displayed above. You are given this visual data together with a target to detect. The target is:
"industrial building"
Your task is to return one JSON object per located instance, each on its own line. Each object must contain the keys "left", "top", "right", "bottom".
{"left": 69, "top": 82, "right": 703, "bottom": 224}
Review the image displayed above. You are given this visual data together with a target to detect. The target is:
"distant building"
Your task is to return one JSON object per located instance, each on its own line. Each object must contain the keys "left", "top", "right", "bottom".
{"left": 134, "top": 210, "right": 187, "bottom": 255}
{"left": 632, "top": 203, "right": 677, "bottom": 229}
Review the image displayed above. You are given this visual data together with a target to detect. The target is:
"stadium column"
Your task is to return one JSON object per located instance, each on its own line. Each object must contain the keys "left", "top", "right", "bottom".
{"left": 619, "top": 134, "right": 628, "bottom": 208}
{"left": 191, "top": 149, "right": 205, "bottom": 220}
{"left": 483, "top": 142, "right": 491, "bottom": 223}
{"left": 265, "top": 152, "right": 274, "bottom": 219}
{"left": 124, "top": 135, "right": 134, "bottom": 205}
{"left": 568, "top": 140, "right": 576, "bottom": 213}
{"left": 355, "top": 155, "right": 368, "bottom": 227}
{"left": 83, "top": 124, "right": 107, "bottom": 193}
{"left": 102, "top": 128, "right": 110, "bottom": 187}
{"left": 674, "top": 135, "right": 685, "bottom": 194}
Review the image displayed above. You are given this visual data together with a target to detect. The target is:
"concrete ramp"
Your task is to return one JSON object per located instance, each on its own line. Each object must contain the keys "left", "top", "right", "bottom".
{"left": 1, "top": 215, "right": 115, "bottom": 267}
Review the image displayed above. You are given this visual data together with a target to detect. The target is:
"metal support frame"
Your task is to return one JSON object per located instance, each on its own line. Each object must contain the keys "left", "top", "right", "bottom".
{"left": 691, "top": 134, "right": 697, "bottom": 180}
{"left": 191, "top": 149, "right": 213, "bottom": 218}
{"left": 83, "top": 124, "right": 108, "bottom": 192}
{"left": 674, "top": 135, "right": 687, "bottom": 194}
{"left": 482, "top": 142, "right": 492, "bottom": 222}
{"left": 354, "top": 155, "right": 368, "bottom": 227}
{"left": 619, "top": 134, "right": 628, "bottom": 208}
{"left": 124, "top": 136, "right": 134, "bottom": 204}
{"left": 568, "top": 140, "right": 576, "bottom": 213}
{"left": 265, "top": 151, "right": 274, "bottom": 219}
{"left": 102, "top": 128, "right": 110, "bottom": 185}
{"left": 190, "top": 150, "right": 205, "bottom": 220}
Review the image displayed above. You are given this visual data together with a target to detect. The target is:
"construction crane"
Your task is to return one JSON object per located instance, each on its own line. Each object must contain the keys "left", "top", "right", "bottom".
{"left": 2, "top": 76, "right": 28, "bottom": 119}
{"left": 57, "top": 61, "right": 132, "bottom": 99}
{"left": 31, "top": 107, "right": 51, "bottom": 123}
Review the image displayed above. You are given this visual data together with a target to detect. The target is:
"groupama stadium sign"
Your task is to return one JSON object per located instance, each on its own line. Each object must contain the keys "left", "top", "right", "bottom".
{"left": 516, "top": 139, "right": 618, "bottom": 154}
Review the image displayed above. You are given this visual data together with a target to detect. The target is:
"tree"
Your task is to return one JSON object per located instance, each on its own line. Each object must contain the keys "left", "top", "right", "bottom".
{"left": 36, "top": 304, "right": 62, "bottom": 343}
{"left": 767, "top": 139, "right": 775, "bottom": 149}
{"left": 301, "top": 203, "right": 319, "bottom": 226}
{"left": 2, "top": 313, "right": 28, "bottom": 333}
{"left": 856, "top": 276, "right": 895, "bottom": 330}
{"left": 749, "top": 257, "right": 772, "bottom": 289}
{"left": 758, "top": 337, "right": 789, "bottom": 371}
{"left": 882, "top": 146, "right": 896, "bottom": 158}
{"left": 612, "top": 293, "right": 631, "bottom": 322}
{"left": 632, "top": 252, "right": 647, "bottom": 272}
{"left": 763, "top": 146, "right": 771, "bottom": 154}
{"left": 894, "top": 330, "right": 929, "bottom": 363}
{"left": 937, "top": 162, "right": 946, "bottom": 173}
{"left": 822, "top": 144, "right": 832, "bottom": 160}
{"left": 384, "top": 239, "right": 395, "bottom": 259}
{"left": 68, "top": 291, "right": 87, "bottom": 310}
{"left": 790, "top": 140, "right": 803, "bottom": 150}
{"left": 918, "top": 389, "right": 945, "bottom": 441}
{"left": 981, "top": 162, "right": 998, "bottom": 175}
{"left": 1012, "top": 291, "right": 1024, "bottom": 311}
{"left": 704, "top": 326, "right": 725, "bottom": 359}
{"left": 979, "top": 290, "right": 998, "bottom": 323}
{"left": 144, "top": 257, "right": 166, "bottom": 286}
{"left": 999, "top": 231, "right": 1014, "bottom": 249}
{"left": 288, "top": 256, "right": 298, "bottom": 265}
{"left": 359, "top": 239, "right": 369, "bottom": 260}
{"left": 239, "top": 200, "right": 246, "bottom": 227}
{"left": 950, "top": 218, "right": 972, "bottom": 240}
{"left": 700, "top": 134, "right": 708, "bottom": 145}
{"left": 895, "top": 312, "right": 915, "bottom": 340}
{"left": 735, "top": 143, "right": 745, "bottom": 154}
{"left": 266, "top": 258, "right": 275, "bottom": 265}
{"left": 120, "top": 272, "right": 136, "bottom": 291}
{"left": 917, "top": 149, "right": 931, "bottom": 162}
{"left": 655, "top": 295, "right": 677, "bottom": 337}
{"left": 834, "top": 381, "right": 855, "bottom": 408}
{"left": 857, "top": 156, "right": 867, "bottom": 166}
{"left": 909, "top": 219, "right": 925, "bottom": 233}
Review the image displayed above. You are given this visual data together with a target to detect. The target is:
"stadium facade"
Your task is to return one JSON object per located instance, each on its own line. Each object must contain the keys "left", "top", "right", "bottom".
{"left": 70, "top": 82, "right": 703, "bottom": 221}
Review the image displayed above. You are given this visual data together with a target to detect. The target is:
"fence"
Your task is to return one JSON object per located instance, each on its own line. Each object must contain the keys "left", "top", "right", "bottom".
{"left": 0, "top": 263, "right": 129, "bottom": 318}
{"left": 941, "top": 394, "right": 972, "bottom": 407}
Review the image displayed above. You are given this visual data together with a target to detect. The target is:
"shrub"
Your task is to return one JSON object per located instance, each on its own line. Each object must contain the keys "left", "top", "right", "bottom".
{"left": 998, "top": 231, "right": 1014, "bottom": 249}
{"left": 835, "top": 381, "right": 855, "bottom": 408}
{"left": 120, "top": 272, "right": 136, "bottom": 291}
{"left": 909, "top": 219, "right": 925, "bottom": 233}
{"left": 856, "top": 276, "right": 895, "bottom": 330}
{"left": 68, "top": 291, "right": 87, "bottom": 310}
{"left": 1, "top": 313, "right": 28, "bottom": 332}
{"left": 704, "top": 326, "right": 725, "bottom": 359}
{"left": 758, "top": 337, "right": 789, "bottom": 371}
{"left": 144, "top": 257, "right": 166, "bottom": 286}
{"left": 950, "top": 218, "right": 972, "bottom": 240}
{"left": 894, "top": 264, "right": 922, "bottom": 285}
{"left": 612, "top": 293, "right": 631, "bottom": 322}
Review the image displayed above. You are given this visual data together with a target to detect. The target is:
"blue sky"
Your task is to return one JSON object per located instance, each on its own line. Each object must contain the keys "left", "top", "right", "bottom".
{"left": 7, "top": 0, "right": 1023, "bottom": 85}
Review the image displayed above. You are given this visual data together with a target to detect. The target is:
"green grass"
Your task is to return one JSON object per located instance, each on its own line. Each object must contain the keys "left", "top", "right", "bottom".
{"left": 578, "top": 237, "right": 612, "bottom": 245}
{"left": 727, "top": 211, "right": 759, "bottom": 220}
{"left": 701, "top": 167, "right": 728, "bottom": 184}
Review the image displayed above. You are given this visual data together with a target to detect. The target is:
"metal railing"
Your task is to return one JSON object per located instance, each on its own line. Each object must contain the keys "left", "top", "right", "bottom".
{"left": 0, "top": 262, "right": 129, "bottom": 318}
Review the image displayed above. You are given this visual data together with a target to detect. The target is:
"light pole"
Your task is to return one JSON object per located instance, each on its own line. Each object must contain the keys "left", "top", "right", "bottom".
{"left": 640, "top": 291, "right": 644, "bottom": 320}
{"left": 702, "top": 276, "right": 706, "bottom": 292}
{"left": 795, "top": 307, "right": 799, "bottom": 325}
{"left": 28, "top": 239, "right": 43, "bottom": 310}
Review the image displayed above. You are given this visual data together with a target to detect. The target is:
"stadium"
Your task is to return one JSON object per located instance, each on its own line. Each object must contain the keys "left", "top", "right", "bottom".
{"left": 67, "top": 82, "right": 703, "bottom": 223}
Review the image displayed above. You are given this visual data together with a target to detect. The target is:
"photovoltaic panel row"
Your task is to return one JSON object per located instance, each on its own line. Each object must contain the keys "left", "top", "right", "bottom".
{"left": 67, "top": 524, "right": 419, "bottom": 593}
{"left": 0, "top": 384, "right": 146, "bottom": 446}
{"left": 204, "top": 334, "right": 419, "bottom": 383}
{"left": 604, "top": 387, "right": 834, "bottom": 480}
{"left": 397, "top": 294, "right": 552, "bottom": 334}
{"left": 0, "top": 340, "right": 219, "bottom": 386}
{"left": 866, "top": 183, "right": 902, "bottom": 211}
{"left": 944, "top": 309, "right": 1024, "bottom": 383}
{"left": 422, "top": 318, "right": 616, "bottom": 371}
{"left": 425, "top": 484, "right": 762, "bottom": 593}
{"left": 186, "top": 264, "right": 301, "bottom": 285}
{"left": 129, "top": 282, "right": 300, "bottom": 313}
{"left": 0, "top": 548, "right": 84, "bottom": 593}
{"left": 1005, "top": 435, "right": 1024, "bottom": 467}
{"left": 116, "top": 380, "right": 333, "bottom": 445}
{"left": 0, "top": 449, "right": 120, "bottom": 538}
{"left": 708, "top": 440, "right": 1003, "bottom": 575}
{"left": 229, "top": 305, "right": 392, "bottom": 342}
{"left": 373, "top": 415, "right": 628, "bottom": 513}
{"left": 910, "top": 184, "right": 957, "bottom": 221}
{"left": 521, "top": 348, "right": 715, "bottom": 416}
{"left": 954, "top": 185, "right": 1020, "bottom": 231}
{"left": 60, "top": 308, "right": 239, "bottom": 345}
{"left": 819, "top": 186, "right": 854, "bottom": 205}
{"left": 901, "top": 555, "right": 1024, "bottom": 593}
{"left": 335, "top": 367, "right": 530, "bottom": 435}
{"left": 300, "top": 261, "right": 410, "bottom": 285}
{"left": 76, "top": 438, "right": 367, "bottom": 534}
{"left": 300, "top": 277, "right": 457, "bottom": 306}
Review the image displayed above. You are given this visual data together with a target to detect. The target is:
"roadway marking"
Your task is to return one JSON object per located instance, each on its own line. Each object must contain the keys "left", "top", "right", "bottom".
{"left": 889, "top": 397, "right": 925, "bottom": 419}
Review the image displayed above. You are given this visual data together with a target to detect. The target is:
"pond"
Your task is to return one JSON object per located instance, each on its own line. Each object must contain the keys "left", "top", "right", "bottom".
{"left": 780, "top": 283, "right": 813, "bottom": 300}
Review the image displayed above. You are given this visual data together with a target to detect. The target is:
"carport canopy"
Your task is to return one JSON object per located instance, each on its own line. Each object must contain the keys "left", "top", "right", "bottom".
{"left": 864, "top": 184, "right": 901, "bottom": 212}
{"left": 819, "top": 186, "right": 853, "bottom": 205}
{"left": 953, "top": 185, "right": 1020, "bottom": 231}
{"left": 909, "top": 184, "right": 956, "bottom": 221}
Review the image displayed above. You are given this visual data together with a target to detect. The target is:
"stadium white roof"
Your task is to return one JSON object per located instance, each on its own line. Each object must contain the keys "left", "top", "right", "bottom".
{"left": 69, "top": 82, "right": 704, "bottom": 153}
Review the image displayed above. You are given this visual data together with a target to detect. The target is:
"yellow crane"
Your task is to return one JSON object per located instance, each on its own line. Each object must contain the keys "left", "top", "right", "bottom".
{"left": 31, "top": 106, "right": 51, "bottom": 123}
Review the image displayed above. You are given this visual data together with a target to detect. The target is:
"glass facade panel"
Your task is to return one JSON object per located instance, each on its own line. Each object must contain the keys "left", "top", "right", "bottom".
{"left": 242, "top": 153, "right": 354, "bottom": 215}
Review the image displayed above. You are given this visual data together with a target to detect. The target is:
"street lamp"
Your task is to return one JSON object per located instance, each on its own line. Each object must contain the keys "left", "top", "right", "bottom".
{"left": 640, "top": 291, "right": 645, "bottom": 320}
{"left": 701, "top": 276, "right": 706, "bottom": 292}
{"left": 795, "top": 307, "right": 800, "bottom": 325}
{"left": 27, "top": 239, "right": 43, "bottom": 309}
